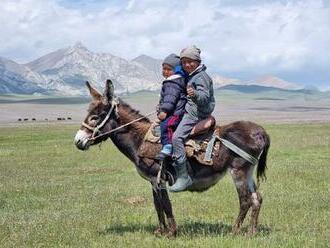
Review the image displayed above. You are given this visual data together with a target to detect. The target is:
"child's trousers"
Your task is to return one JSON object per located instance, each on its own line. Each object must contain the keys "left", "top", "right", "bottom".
{"left": 160, "top": 115, "right": 182, "bottom": 145}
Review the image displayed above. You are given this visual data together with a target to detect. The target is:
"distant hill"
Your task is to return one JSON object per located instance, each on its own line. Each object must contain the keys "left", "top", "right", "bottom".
{"left": 0, "top": 57, "right": 47, "bottom": 94}
{"left": 132, "top": 54, "right": 163, "bottom": 82}
{"left": 218, "top": 84, "right": 321, "bottom": 94}
{"left": 0, "top": 42, "right": 306, "bottom": 95}
{"left": 212, "top": 74, "right": 241, "bottom": 89}
{"left": 244, "top": 75, "right": 300, "bottom": 90}
{"left": 218, "top": 84, "right": 293, "bottom": 93}
{"left": 25, "top": 42, "right": 161, "bottom": 95}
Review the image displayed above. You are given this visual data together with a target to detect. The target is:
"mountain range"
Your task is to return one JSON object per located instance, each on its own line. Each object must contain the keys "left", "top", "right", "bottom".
{"left": 0, "top": 42, "right": 303, "bottom": 95}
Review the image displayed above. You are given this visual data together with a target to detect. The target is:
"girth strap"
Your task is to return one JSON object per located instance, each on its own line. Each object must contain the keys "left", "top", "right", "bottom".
{"left": 204, "top": 134, "right": 217, "bottom": 162}
{"left": 218, "top": 137, "right": 259, "bottom": 165}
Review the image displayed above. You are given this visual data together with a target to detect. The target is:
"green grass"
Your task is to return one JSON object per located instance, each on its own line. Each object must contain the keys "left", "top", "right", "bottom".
{"left": 0, "top": 123, "right": 329, "bottom": 247}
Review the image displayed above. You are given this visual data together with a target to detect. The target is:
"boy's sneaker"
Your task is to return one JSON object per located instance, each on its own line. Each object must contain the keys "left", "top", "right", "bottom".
{"left": 155, "top": 144, "right": 172, "bottom": 161}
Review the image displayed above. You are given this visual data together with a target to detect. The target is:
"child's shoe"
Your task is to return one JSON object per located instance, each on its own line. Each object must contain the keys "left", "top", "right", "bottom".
{"left": 155, "top": 144, "right": 172, "bottom": 161}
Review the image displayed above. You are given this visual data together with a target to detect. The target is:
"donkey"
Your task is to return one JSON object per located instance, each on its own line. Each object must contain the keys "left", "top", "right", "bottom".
{"left": 74, "top": 80, "right": 270, "bottom": 237}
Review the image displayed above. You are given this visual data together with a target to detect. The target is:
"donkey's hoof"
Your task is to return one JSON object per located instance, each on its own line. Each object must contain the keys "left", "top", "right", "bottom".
{"left": 154, "top": 227, "right": 167, "bottom": 237}
{"left": 248, "top": 227, "right": 257, "bottom": 237}
{"left": 164, "top": 229, "right": 177, "bottom": 239}
{"left": 232, "top": 227, "right": 241, "bottom": 235}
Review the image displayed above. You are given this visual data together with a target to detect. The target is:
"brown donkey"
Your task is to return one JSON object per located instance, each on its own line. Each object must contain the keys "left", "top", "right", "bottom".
{"left": 74, "top": 80, "right": 270, "bottom": 237}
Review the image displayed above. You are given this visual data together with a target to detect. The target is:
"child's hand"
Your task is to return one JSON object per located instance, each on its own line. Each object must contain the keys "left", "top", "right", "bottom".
{"left": 187, "top": 86, "right": 195, "bottom": 97}
{"left": 158, "top": 112, "right": 167, "bottom": 121}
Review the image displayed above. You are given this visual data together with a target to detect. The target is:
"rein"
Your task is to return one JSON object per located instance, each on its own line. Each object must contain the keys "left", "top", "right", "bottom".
{"left": 89, "top": 110, "right": 157, "bottom": 141}
{"left": 82, "top": 98, "right": 157, "bottom": 141}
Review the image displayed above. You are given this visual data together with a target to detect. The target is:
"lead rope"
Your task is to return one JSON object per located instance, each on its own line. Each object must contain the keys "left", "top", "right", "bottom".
{"left": 156, "top": 161, "right": 163, "bottom": 185}
{"left": 154, "top": 160, "right": 168, "bottom": 192}
{"left": 89, "top": 110, "right": 157, "bottom": 141}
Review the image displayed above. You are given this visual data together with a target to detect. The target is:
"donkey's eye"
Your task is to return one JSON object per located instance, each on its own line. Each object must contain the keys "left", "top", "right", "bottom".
{"left": 100, "top": 111, "right": 107, "bottom": 117}
{"left": 90, "top": 115, "right": 99, "bottom": 121}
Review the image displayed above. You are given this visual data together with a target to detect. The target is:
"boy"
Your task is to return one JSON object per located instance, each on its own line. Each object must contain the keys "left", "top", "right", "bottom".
{"left": 169, "top": 45, "right": 215, "bottom": 192}
{"left": 156, "top": 53, "right": 187, "bottom": 160}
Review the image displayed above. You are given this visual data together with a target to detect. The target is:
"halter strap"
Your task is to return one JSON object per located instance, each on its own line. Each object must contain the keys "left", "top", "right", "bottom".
{"left": 81, "top": 122, "right": 95, "bottom": 132}
{"left": 82, "top": 98, "right": 118, "bottom": 138}
{"left": 89, "top": 110, "right": 157, "bottom": 141}
{"left": 82, "top": 97, "right": 156, "bottom": 141}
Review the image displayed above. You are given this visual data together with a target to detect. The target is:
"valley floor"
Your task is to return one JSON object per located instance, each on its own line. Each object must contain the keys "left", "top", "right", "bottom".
{"left": 1, "top": 90, "right": 330, "bottom": 125}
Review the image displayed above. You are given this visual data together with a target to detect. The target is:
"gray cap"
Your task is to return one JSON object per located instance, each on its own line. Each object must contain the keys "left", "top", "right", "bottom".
{"left": 180, "top": 45, "right": 201, "bottom": 61}
{"left": 162, "top": 53, "right": 180, "bottom": 68}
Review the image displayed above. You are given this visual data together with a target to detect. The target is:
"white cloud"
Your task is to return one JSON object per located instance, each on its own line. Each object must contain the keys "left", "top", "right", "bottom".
{"left": 0, "top": 0, "right": 329, "bottom": 85}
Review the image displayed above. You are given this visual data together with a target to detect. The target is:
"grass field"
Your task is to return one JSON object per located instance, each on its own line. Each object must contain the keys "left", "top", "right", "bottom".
{"left": 0, "top": 123, "right": 329, "bottom": 247}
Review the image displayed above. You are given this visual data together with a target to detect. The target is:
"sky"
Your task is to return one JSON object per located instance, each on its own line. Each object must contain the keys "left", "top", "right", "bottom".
{"left": 0, "top": 0, "right": 329, "bottom": 90}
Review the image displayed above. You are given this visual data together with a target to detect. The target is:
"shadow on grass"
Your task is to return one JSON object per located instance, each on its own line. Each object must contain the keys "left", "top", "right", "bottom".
{"left": 98, "top": 223, "right": 154, "bottom": 236}
{"left": 98, "top": 221, "right": 272, "bottom": 237}
{"left": 178, "top": 221, "right": 232, "bottom": 236}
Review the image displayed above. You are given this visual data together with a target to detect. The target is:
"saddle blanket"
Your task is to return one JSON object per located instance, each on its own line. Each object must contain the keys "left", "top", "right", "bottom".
{"left": 138, "top": 123, "right": 221, "bottom": 166}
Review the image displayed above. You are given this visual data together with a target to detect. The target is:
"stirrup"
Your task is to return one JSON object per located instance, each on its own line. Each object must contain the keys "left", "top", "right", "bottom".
{"left": 155, "top": 152, "right": 171, "bottom": 161}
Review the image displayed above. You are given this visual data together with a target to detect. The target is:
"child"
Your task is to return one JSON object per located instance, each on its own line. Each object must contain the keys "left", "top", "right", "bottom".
{"left": 156, "top": 53, "right": 187, "bottom": 160}
{"left": 169, "top": 45, "right": 215, "bottom": 192}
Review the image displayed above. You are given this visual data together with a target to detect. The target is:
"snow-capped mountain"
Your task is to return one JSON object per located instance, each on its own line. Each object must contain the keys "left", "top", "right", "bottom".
{"left": 0, "top": 42, "right": 304, "bottom": 95}
{"left": 25, "top": 42, "right": 161, "bottom": 95}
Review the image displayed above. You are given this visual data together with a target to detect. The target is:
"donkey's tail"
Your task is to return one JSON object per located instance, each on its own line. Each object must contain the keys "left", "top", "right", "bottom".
{"left": 257, "top": 132, "right": 270, "bottom": 184}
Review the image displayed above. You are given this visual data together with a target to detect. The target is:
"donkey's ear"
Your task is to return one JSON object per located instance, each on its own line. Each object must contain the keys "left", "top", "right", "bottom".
{"left": 86, "top": 81, "right": 102, "bottom": 100}
{"left": 104, "top": 79, "right": 114, "bottom": 102}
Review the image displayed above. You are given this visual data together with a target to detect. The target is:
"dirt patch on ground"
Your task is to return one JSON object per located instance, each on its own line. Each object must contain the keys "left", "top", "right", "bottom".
{"left": 122, "top": 196, "right": 148, "bottom": 205}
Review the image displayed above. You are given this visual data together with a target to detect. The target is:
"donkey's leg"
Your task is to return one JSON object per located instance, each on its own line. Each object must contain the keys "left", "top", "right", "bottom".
{"left": 249, "top": 180, "right": 263, "bottom": 235}
{"left": 152, "top": 188, "right": 167, "bottom": 235}
{"left": 159, "top": 189, "right": 177, "bottom": 237}
{"left": 230, "top": 166, "right": 252, "bottom": 234}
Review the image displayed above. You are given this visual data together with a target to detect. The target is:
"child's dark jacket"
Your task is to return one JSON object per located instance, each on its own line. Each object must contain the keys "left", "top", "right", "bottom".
{"left": 159, "top": 74, "right": 187, "bottom": 117}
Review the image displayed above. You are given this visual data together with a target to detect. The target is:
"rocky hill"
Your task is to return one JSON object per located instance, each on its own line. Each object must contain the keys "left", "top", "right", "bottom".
{"left": 0, "top": 42, "right": 303, "bottom": 95}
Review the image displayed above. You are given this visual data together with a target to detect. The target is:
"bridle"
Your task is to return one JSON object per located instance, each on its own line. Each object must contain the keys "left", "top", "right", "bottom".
{"left": 81, "top": 98, "right": 119, "bottom": 139}
{"left": 81, "top": 97, "right": 157, "bottom": 142}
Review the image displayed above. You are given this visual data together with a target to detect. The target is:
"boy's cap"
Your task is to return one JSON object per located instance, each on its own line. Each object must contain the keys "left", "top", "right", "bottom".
{"left": 180, "top": 45, "right": 201, "bottom": 61}
{"left": 163, "top": 53, "right": 181, "bottom": 69}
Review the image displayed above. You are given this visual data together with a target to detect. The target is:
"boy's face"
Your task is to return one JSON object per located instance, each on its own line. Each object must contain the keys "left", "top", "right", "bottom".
{"left": 162, "top": 64, "right": 174, "bottom": 79}
{"left": 181, "top": 57, "right": 200, "bottom": 74}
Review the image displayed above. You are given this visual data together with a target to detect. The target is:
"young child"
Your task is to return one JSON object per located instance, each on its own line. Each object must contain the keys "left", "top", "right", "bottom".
{"left": 156, "top": 53, "right": 187, "bottom": 160}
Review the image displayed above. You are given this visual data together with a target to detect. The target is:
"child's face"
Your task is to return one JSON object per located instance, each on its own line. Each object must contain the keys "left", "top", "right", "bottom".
{"left": 162, "top": 64, "right": 174, "bottom": 79}
{"left": 181, "top": 57, "right": 200, "bottom": 74}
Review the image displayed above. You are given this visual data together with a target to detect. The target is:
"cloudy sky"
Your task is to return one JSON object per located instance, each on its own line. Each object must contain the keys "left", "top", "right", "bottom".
{"left": 1, "top": 0, "right": 329, "bottom": 90}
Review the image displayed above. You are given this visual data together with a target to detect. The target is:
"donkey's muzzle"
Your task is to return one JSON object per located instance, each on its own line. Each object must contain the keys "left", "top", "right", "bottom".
{"left": 74, "top": 130, "right": 92, "bottom": 150}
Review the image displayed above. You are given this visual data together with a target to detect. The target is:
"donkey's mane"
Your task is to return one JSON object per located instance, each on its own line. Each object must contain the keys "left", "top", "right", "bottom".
{"left": 117, "top": 98, "right": 151, "bottom": 134}
{"left": 118, "top": 98, "right": 151, "bottom": 123}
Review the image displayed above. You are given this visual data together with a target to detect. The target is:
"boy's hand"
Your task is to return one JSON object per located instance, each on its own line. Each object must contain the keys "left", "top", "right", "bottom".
{"left": 187, "top": 86, "right": 195, "bottom": 97}
{"left": 158, "top": 111, "right": 167, "bottom": 121}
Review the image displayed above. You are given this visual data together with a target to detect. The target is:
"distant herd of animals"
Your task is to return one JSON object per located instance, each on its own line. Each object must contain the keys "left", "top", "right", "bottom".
{"left": 17, "top": 117, "right": 72, "bottom": 122}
